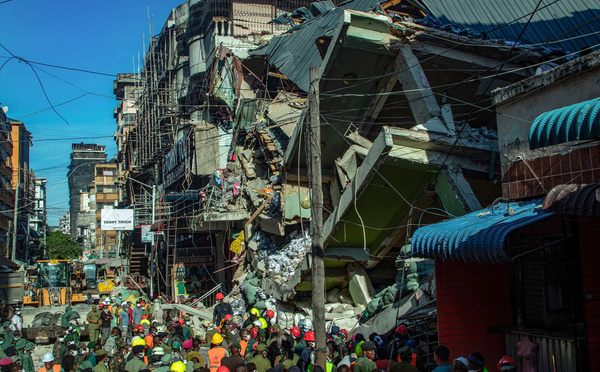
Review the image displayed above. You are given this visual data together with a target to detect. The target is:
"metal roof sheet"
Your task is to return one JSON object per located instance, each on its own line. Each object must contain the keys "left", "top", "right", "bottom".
{"left": 411, "top": 199, "right": 553, "bottom": 264}
{"left": 251, "top": 0, "right": 384, "bottom": 92}
{"left": 543, "top": 183, "right": 600, "bottom": 217}
{"left": 529, "top": 97, "right": 600, "bottom": 150}
{"left": 417, "top": 0, "right": 600, "bottom": 53}
{"left": 252, "top": 8, "right": 346, "bottom": 92}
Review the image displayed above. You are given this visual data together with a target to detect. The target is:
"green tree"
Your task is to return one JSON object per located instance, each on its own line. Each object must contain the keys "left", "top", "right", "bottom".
{"left": 45, "top": 231, "right": 82, "bottom": 259}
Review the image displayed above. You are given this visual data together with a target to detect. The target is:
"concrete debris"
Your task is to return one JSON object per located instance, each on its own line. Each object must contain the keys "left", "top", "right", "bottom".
{"left": 252, "top": 230, "right": 311, "bottom": 279}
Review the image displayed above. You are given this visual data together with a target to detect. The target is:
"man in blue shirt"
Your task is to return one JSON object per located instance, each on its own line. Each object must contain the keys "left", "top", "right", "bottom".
{"left": 118, "top": 303, "right": 130, "bottom": 342}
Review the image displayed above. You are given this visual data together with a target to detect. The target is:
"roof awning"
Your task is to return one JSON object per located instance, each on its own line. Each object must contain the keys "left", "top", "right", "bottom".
{"left": 543, "top": 183, "right": 600, "bottom": 217}
{"left": 411, "top": 199, "right": 553, "bottom": 264}
{"left": 529, "top": 97, "right": 600, "bottom": 150}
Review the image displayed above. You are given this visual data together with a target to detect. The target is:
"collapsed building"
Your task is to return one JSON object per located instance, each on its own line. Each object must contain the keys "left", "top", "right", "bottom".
{"left": 113, "top": 0, "right": 595, "bottom": 348}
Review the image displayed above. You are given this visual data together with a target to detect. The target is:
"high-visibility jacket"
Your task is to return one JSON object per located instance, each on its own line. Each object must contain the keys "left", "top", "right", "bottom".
{"left": 208, "top": 347, "right": 227, "bottom": 372}
{"left": 36, "top": 365, "right": 61, "bottom": 372}
{"left": 239, "top": 340, "right": 248, "bottom": 357}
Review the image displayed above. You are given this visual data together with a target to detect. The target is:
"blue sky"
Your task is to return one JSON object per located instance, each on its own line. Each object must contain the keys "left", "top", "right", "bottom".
{"left": 0, "top": 0, "right": 180, "bottom": 225}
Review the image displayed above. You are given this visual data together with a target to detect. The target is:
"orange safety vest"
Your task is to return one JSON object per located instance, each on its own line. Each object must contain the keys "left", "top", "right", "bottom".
{"left": 396, "top": 353, "right": 417, "bottom": 367}
{"left": 208, "top": 347, "right": 226, "bottom": 372}
{"left": 239, "top": 340, "right": 248, "bottom": 357}
{"left": 144, "top": 334, "right": 154, "bottom": 348}
{"left": 37, "top": 365, "right": 61, "bottom": 372}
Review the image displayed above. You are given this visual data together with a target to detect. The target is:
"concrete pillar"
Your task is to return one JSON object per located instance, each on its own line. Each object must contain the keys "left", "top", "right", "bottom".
{"left": 436, "top": 165, "right": 482, "bottom": 215}
{"left": 394, "top": 44, "right": 441, "bottom": 124}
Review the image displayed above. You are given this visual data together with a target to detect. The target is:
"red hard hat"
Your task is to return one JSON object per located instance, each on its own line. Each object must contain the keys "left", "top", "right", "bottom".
{"left": 251, "top": 328, "right": 258, "bottom": 338}
{"left": 142, "top": 315, "right": 149, "bottom": 320}
{"left": 497, "top": 356, "right": 517, "bottom": 370}
{"left": 290, "top": 327, "right": 300, "bottom": 338}
{"left": 217, "top": 366, "right": 230, "bottom": 372}
{"left": 304, "top": 331, "right": 315, "bottom": 342}
{"left": 339, "top": 329, "right": 348, "bottom": 337}
{"left": 395, "top": 325, "right": 408, "bottom": 335}
{"left": 177, "top": 319, "right": 185, "bottom": 325}
{"left": 215, "top": 293, "right": 224, "bottom": 300}
{"left": 134, "top": 325, "right": 144, "bottom": 331}
{"left": 224, "top": 314, "right": 233, "bottom": 321}
{"left": 265, "top": 310, "right": 274, "bottom": 318}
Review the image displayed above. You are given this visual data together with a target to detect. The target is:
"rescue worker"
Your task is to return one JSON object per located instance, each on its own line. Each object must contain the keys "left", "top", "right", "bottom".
{"left": 496, "top": 356, "right": 517, "bottom": 372}
{"left": 67, "top": 314, "right": 82, "bottom": 344}
{"left": 213, "top": 293, "right": 232, "bottom": 326}
{"left": 353, "top": 341, "right": 377, "bottom": 372}
{"left": 124, "top": 345, "right": 147, "bottom": 372}
{"left": 181, "top": 316, "right": 193, "bottom": 340}
{"left": 108, "top": 344, "right": 128, "bottom": 372}
{"left": 118, "top": 303, "right": 130, "bottom": 342}
{"left": 132, "top": 302, "right": 144, "bottom": 327}
{"left": 390, "top": 347, "right": 417, "bottom": 372}
{"left": 0, "top": 323, "right": 12, "bottom": 348}
{"left": 208, "top": 333, "right": 229, "bottom": 372}
{"left": 14, "top": 340, "right": 31, "bottom": 372}
{"left": 87, "top": 304, "right": 101, "bottom": 344}
{"left": 11, "top": 308, "right": 22, "bottom": 332}
{"left": 100, "top": 303, "right": 113, "bottom": 344}
{"left": 93, "top": 349, "right": 109, "bottom": 372}
{"left": 60, "top": 307, "right": 73, "bottom": 328}
{"left": 37, "top": 353, "right": 60, "bottom": 372}
{"left": 300, "top": 332, "right": 315, "bottom": 372}
{"left": 247, "top": 343, "right": 272, "bottom": 372}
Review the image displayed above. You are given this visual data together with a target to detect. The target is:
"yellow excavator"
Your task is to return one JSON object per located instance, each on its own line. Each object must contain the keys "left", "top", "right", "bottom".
{"left": 23, "top": 260, "right": 85, "bottom": 306}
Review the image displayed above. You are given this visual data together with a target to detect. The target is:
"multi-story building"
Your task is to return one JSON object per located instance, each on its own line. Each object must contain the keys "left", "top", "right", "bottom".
{"left": 0, "top": 107, "right": 13, "bottom": 256}
{"left": 94, "top": 162, "right": 118, "bottom": 257}
{"left": 59, "top": 213, "right": 70, "bottom": 235}
{"left": 68, "top": 143, "right": 106, "bottom": 238}
{"left": 30, "top": 177, "right": 47, "bottom": 235}
{"left": 9, "top": 119, "right": 34, "bottom": 261}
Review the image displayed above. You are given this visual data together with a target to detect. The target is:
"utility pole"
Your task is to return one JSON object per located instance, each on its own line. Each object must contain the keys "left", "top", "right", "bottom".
{"left": 11, "top": 165, "right": 19, "bottom": 261}
{"left": 308, "top": 66, "right": 326, "bottom": 370}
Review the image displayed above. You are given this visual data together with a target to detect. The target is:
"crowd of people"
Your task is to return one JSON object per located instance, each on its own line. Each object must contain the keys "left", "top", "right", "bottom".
{"left": 1, "top": 293, "right": 521, "bottom": 372}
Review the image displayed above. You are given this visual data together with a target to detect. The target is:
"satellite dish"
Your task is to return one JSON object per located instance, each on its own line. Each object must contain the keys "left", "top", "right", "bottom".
{"left": 1, "top": 106, "right": 8, "bottom": 114}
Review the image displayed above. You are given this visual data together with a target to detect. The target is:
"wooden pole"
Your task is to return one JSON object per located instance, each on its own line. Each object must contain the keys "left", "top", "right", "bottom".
{"left": 309, "top": 66, "right": 326, "bottom": 370}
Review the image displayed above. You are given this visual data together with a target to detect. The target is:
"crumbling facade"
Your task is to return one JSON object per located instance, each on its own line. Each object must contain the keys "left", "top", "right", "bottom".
{"left": 114, "top": 0, "right": 594, "bottom": 352}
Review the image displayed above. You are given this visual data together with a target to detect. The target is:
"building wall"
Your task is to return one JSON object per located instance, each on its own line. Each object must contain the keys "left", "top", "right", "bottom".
{"left": 436, "top": 261, "right": 512, "bottom": 371}
{"left": 495, "top": 57, "right": 600, "bottom": 200}
{"left": 495, "top": 61, "right": 600, "bottom": 164}
{"left": 579, "top": 218, "right": 600, "bottom": 368}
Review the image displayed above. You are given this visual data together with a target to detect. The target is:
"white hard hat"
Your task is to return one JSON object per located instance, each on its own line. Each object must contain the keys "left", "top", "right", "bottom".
{"left": 302, "top": 318, "right": 312, "bottom": 329}
{"left": 42, "top": 353, "right": 54, "bottom": 363}
{"left": 253, "top": 320, "right": 262, "bottom": 328}
{"left": 121, "top": 302, "right": 128, "bottom": 306}
{"left": 104, "top": 298, "right": 111, "bottom": 304}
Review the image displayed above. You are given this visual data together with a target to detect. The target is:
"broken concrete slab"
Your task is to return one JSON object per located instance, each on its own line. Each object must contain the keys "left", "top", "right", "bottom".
{"left": 347, "top": 263, "right": 375, "bottom": 307}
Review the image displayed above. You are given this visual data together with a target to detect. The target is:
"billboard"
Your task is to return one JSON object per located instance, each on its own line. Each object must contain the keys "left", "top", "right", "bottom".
{"left": 101, "top": 209, "right": 134, "bottom": 231}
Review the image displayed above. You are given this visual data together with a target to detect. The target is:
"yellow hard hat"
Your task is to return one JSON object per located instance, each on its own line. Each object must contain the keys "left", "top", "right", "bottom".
{"left": 132, "top": 338, "right": 146, "bottom": 347}
{"left": 250, "top": 308, "right": 260, "bottom": 317}
{"left": 259, "top": 318, "right": 268, "bottom": 329}
{"left": 211, "top": 333, "right": 224, "bottom": 344}
{"left": 141, "top": 319, "right": 150, "bottom": 326}
{"left": 171, "top": 361, "right": 186, "bottom": 372}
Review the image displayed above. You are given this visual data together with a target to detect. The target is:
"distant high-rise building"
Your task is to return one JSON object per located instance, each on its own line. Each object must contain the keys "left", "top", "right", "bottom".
{"left": 68, "top": 143, "right": 106, "bottom": 237}
{"left": 59, "top": 213, "right": 70, "bottom": 236}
